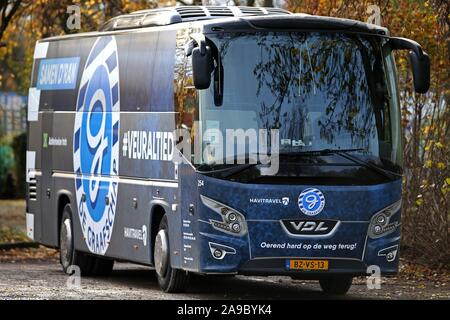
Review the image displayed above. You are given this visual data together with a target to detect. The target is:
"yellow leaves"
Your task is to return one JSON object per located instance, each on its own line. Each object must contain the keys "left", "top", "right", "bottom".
{"left": 442, "top": 187, "right": 449, "bottom": 195}
{"left": 424, "top": 140, "right": 445, "bottom": 156}
{"left": 415, "top": 193, "right": 424, "bottom": 206}
{"left": 419, "top": 179, "right": 428, "bottom": 189}
{"left": 436, "top": 162, "right": 446, "bottom": 170}
{"left": 424, "top": 160, "right": 447, "bottom": 170}
{"left": 442, "top": 178, "right": 450, "bottom": 195}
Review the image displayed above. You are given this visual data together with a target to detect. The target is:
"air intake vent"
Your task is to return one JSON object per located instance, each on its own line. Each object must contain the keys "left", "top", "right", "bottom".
{"left": 99, "top": 6, "right": 292, "bottom": 31}
{"left": 99, "top": 10, "right": 182, "bottom": 31}
{"left": 28, "top": 177, "right": 37, "bottom": 201}
{"left": 114, "top": 14, "right": 145, "bottom": 29}
{"left": 175, "top": 6, "right": 207, "bottom": 19}
{"left": 266, "top": 7, "right": 290, "bottom": 15}
{"left": 238, "top": 6, "right": 265, "bottom": 15}
{"left": 208, "top": 6, "right": 234, "bottom": 17}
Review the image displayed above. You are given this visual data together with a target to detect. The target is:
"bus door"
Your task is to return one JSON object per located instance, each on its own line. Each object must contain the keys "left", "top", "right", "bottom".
{"left": 40, "top": 111, "right": 54, "bottom": 245}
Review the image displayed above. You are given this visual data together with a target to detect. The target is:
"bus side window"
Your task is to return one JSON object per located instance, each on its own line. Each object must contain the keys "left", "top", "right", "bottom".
{"left": 174, "top": 29, "right": 198, "bottom": 150}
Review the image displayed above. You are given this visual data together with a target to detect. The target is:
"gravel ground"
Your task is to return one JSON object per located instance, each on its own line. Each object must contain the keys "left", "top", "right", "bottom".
{"left": 0, "top": 200, "right": 448, "bottom": 300}
{"left": 0, "top": 200, "right": 26, "bottom": 231}
{"left": 0, "top": 259, "right": 448, "bottom": 300}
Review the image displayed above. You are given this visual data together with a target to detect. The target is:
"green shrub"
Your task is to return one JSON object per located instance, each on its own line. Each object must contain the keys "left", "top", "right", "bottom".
{"left": 0, "top": 142, "right": 14, "bottom": 197}
{"left": 11, "top": 132, "right": 27, "bottom": 198}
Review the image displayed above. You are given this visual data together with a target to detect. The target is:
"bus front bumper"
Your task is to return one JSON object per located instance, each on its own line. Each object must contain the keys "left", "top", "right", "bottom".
{"left": 195, "top": 230, "right": 401, "bottom": 277}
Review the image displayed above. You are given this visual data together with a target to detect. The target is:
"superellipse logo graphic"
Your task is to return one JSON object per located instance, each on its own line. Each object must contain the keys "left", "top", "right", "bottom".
{"left": 280, "top": 219, "right": 339, "bottom": 238}
{"left": 298, "top": 188, "right": 325, "bottom": 216}
{"left": 73, "top": 36, "right": 120, "bottom": 255}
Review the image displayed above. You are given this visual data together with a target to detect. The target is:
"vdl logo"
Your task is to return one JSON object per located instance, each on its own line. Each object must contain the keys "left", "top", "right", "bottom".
{"left": 73, "top": 36, "right": 120, "bottom": 255}
{"left": 298, "top": 188, "right": 325, "bottom": 216}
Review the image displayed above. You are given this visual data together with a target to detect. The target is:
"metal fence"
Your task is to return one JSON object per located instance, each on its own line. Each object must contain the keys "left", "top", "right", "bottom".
{"left": 0, "top": 92, "right": 27, "bottom": 136}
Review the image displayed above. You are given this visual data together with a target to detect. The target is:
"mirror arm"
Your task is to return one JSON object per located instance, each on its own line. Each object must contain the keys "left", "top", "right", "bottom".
{"left": 190, "top": 33, "right": 207, "bottom": 56}
{"left": 389, "top": 37, "right": 424, "bottom": 58}
{"left": 389, "top": 36, "right": 430, "bottom": 94}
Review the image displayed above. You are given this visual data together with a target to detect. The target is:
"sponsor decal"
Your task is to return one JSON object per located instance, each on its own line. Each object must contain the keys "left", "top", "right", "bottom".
{"left": 298, "top": 188, "right": 325, "bottom": 216}
{"left": 49, "top": 137, "right": 68, "bottom": 146}
{"left": 37, "top": 57, "right": 80, "bottom": 90}
{"left": 43, "top": 133, "right": 67, "bottom": 147}
{"left": 124, "top": 225, "right": 147, "bottom": 246}
{"left": 280, "top": 219, "right": 340, "bottom": 237}
{"left": 122, "top": 130, "right": 174, "bottom": 161}
{"left": 249, "top": 197, "right": 290, "bottom": 206}
{"left": 73, "top": 36, "right": 120, "bottom": 255}
{"left": 43, "top": 133, "right": 48, "bottom": 148}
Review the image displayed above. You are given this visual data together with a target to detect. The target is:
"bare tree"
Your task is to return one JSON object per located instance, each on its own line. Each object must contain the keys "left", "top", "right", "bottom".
{"left": 176, "top": 0, "right": 203, "bottom": 5}
{"left": 104, "top": 0, "right": 124, "bottom": 18}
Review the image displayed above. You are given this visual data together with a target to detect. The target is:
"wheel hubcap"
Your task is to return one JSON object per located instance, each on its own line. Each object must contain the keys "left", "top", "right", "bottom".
{"left": 60, "top": 218, "right": 72, "bottom": 267}
{"left": 154, "top": 229, "right": 169, "bottom": 277}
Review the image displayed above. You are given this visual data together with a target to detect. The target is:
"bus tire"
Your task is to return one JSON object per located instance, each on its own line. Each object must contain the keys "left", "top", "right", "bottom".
{"left": 319, "top": 276, "right": 353, "bottom": 295}
{"left": 154, "top": 215, "right": 188, "bottom": 293}
{"left": 59, "top": 204, "right": 95, "bottom": 276}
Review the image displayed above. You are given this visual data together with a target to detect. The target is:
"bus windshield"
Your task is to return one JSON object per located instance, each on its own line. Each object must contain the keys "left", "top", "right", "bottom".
{"left": 198, "top": 32, "right": 402, "bottom": 178}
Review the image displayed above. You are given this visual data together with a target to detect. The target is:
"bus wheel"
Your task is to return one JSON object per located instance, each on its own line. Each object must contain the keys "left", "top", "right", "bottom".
{"left": 154, "top": 215, "right": 188, "bottom": 293}
{"left": 59, "top": 204, "right": 94, "bottom": 276}
{"left": 319, "top": 276, "right": 353, "bottom": 295}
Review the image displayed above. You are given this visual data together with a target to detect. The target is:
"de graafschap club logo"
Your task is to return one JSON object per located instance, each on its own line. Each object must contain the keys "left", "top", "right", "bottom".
{"left": 73, "top": 36, "right": 120, "bottom": 255}
{"left": 298, "top": 188, "right": 325, "bottom": 216}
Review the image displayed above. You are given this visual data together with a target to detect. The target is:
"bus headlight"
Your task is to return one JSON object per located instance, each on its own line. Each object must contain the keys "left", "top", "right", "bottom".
{"left": 226, "top": 212, "right": 238, "bottom": 223}
{"left": 200, "top": 195, "right": 248, "bottom": 236}
{"left": 378, "top": 245, "right": 399, "bottom": 262}
{"left": 368, "top": 200, "right": 401, "bottom": 239}
{"left": 209, "top": 242, "right": 237, "bottom": 260}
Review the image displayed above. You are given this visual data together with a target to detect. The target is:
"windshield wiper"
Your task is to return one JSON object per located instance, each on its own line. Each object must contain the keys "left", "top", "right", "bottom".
{"left": 332, "top": 150, "right": 401, "bottom": 179}
{"left": 276, "top": 148, "right": 365, "bottom": 158}
{"left": 196, "top": 154, "right": 259, "bottom": 175}
{"left": 197, "top": 162, "right": 256, "bottom": 175}
{"left": 276, "top": 148, "right": 400, "bottom": 179}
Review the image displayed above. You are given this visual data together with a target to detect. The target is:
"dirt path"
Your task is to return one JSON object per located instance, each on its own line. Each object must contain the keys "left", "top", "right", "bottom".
{"left": 0, "top": 200, "right": 448, "bottom": 299}
{"left": 0, "top": 260, "right": 448, "bottom": 300}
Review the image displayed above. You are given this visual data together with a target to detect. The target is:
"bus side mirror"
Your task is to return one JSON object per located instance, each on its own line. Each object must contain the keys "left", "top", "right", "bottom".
{"left": 192, "top": 46, "right": 212, "bottom": 90}
{"left": 389, "top": 37, "right": 430, "bottom": 94}
{"left": 409, "top": 51, "right": 430, "bottom": 94}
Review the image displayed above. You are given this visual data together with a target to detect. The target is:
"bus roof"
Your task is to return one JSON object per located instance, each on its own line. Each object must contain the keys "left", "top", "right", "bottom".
{"left": 41, "top": 6, "right": 388, "bottom": 42}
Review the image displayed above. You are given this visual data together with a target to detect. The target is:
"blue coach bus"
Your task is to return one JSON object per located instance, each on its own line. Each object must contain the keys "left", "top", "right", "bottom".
{"left": 25, "top": 6, "right": 430, "bottom": 293}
